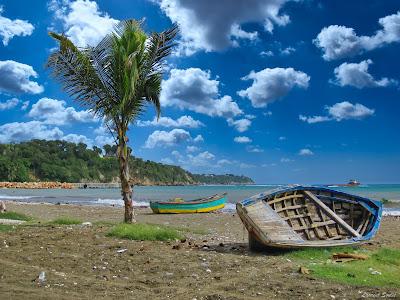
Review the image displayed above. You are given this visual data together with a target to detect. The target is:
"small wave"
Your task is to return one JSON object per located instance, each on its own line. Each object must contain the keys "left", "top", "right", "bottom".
{"left": 0, "top": 194, "right": 39, "bottom": 200}
{"left": 96, "top": 198, "right": 150, "bottom": 207}
{"left": 383, "top": 208, "right": 400, "bottom": 217}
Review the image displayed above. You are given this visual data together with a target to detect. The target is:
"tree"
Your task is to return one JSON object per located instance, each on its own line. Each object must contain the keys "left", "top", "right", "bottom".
{"left": 47, "top": 20, "right": 178, "bottom": 223}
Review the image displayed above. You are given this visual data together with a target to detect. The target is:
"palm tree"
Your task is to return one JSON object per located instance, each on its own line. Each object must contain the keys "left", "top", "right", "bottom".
{"left": 47, "top": 20, "right": 178, "bottom": 223}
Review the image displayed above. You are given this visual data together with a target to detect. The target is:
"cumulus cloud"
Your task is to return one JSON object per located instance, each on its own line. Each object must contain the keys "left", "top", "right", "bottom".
{"left": 0, "top": 60, "right": 44, "bottom": 95}
{"left": 161, "top": 68, "right": 242, "bottom": 118}
{"left": 0, "top": 6, "right": 34, "bottom": 46}
{"left": 155, "top": 0, "right": 295, "bottom": 55}
{"left": 0, "top": 98, "right": 19, "bottom": 110}
{"left": 227, "top": 118, "right": 252, "bottom": 132}
{"left": 333, "top": 59, "right": 397, "bottom": 88}
{"left": 280, "top": 157, "right": 293, "bottom": 163}
{"left": 49, "top": 0, "right": 118, "bottom": 47}
{"left": 187, "top": 151, "right": 215, "bottom": 167}
{"left": 144, "top": 128, "right": 192, "bottom": 148}
{"left": 246, "top": 145, "right": 264, "bottom": 153}
{"left": 299, "top": 101, "right": 375, "bottom": 124}
{"left": 234, "top": 136, "right": 252, "bottom": 143}
{"left": 0, "top": 121, "right": 63, "bottom": 143}
{"left": 62, "top": 133, "right": 92, "bottom": 146}
{"left": 186, "top": 145, "right": 199, "bottom": 153}
{"left": 280, "top": 46, "right": 295, "bottom": 55}
{"left": 21, "top": 100, "right": 29, "bottom": 110}
{"left": 314, "top": 11, "right": 400, "bottom": 60}
{"left": 238, "top": 67, "right": 310, "bottom": 108}
{"left": 260, "top": 50, "right": 274, "bottom": 57}
{"left": 28, "top": 98, "right": 96, "bottom": 125}
{"left": 137, "top": 115, "right": 204, "bottom": 128}
{"left": 193, "top": 134, "right": 204, "bottom": 143}
{"left": 299, "top": 148, "right": 314, "bottom": 156}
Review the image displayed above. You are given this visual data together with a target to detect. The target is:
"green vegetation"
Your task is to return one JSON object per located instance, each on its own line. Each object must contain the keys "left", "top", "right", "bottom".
{"left": 192, "top": 173, "right": 253, "bottom": 184}
{"left": 381, "top": 198, "right": 391, "bottom": 204}
{"left": 107, "top": 223, "right": 183, "bottom": 241}
{"left": 0, "top": 211, "right": 32, "bottom": 221}
{"left": 0, "top": 224, "right": 14, "bottom": 232}
{"left": 50, "top": 217, "right": 82, "bottom": 225}
{"left": 287, "top": 247, "right": 400, "bottom": 287}
{"left": 0, "top": 140, "right": 253, "bottom": 185}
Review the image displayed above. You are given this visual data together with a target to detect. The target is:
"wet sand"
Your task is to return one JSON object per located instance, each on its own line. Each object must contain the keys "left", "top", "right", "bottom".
{"left": 1, "top": 202, "right": 399, "bottom": 299}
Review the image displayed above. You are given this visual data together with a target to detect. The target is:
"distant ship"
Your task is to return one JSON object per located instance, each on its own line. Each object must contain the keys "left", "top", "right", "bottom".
{"left": 326, "top": 179, "right": 361, "bottom": 188}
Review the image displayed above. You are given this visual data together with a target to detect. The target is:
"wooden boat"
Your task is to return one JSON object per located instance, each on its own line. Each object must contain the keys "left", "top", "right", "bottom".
{"left": 236, "top": 186, "right": 382, "bottom": 249}
{"left": 150, "top": 193, "right": 227, "bottom": 214}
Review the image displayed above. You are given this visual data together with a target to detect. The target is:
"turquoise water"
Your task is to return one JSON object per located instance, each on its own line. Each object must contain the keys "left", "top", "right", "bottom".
{"left": 1, "top": 184, "right": 400, "bottom": 210}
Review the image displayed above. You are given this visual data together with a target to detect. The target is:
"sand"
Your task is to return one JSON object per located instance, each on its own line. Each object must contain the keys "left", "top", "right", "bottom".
{"left": 0, "top": 202, "right": 399, "bottom": 299}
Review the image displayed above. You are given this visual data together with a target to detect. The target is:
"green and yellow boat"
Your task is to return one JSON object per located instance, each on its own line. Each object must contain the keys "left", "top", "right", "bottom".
{"left": 150, "top": 193, "right": 227, "bottom": 214}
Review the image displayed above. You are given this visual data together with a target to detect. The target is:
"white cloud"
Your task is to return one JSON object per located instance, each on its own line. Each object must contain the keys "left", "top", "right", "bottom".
{"left": 21, "top": 100, "right": 29, "bottom": 110}
{"left": 227, "top": 118, "right": 252, "bottom": 132}
{"left": 161, "top": 68, "right": 242, "bottom": 118}
{"left": 49, "top": 0, "right": 118, "bottom": 47}
{"left": 279, "top": 136, "right": 286, "bottom": 141}
{"left": 260, "top": 50, "right": 274, "bottom": 57}
{"left": 137, "top": 115, "right": 204, "bottom": 128}
{"left": 62, "top": 133, "right": 92, "bottom": 146}
{"left": 333, "top": 59, "right": 397, "bottom": 88}
{"left": 28, "top": 98, "right": 96, "bottom": 125}
{"left": 234, "top": 136, "right": 252, "bottom": 143}
{"left": 144, "top": 128, "right": 192, "bottom": 148}
{"left": 280, "top": 157, "right": 293, "bottom": 163}
{"left": 155, "top": 0, "right": 294, "bottom": 55}
{"left": 0, "top": 97, "right": 19, "bottom": 110}
{"left": 263, "top": 111, "right": 272, "bottom": 116}
{"left": 299, "top": 148, "right": 314, "bottom": 156}
{"left": 186, "top": 145, "right": 199, "bottom": 153}
{"left": 0, "top": 6, "right": 34, "bottom": 46}
{"left": 0, "top": 60, "right": 44, "bottom": 95}
{"left": 0, "top": 121, "right": 63, "bottom": 143}
{"left": 238, "top": 67, "right": 310, "bottom": 108}
{"left": 280, "top": 46, "right": 295, "bottom": 55}
{"left": 187, "top": 151, "right": 215, "bottom": 167}
{"left": 299, "top": 101, "right": 375, "bottom": 124}
{"left": 217, "top": 159, "right": 233, "bottom": 165}
{"left": 246, "top": 145, "right": 264, "bottom": 153}
{"left": 314, "top": 12, "right": 400, "bottom": 60}
{"left": 193, "top": 134, "right": 204, "bottom": 143}
{"left": 160, "top": 157, "right": 174, "bottom": 164}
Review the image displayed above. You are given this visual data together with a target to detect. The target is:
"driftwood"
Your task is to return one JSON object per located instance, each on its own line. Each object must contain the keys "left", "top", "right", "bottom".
{"left": 0, "top": 201, "right": 6, "bottom": 213}
{"left": 332, "top": 253, "right": 369, "bottom": 260}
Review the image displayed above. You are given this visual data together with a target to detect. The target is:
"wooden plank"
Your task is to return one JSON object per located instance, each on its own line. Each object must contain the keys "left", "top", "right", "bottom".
{"left": 275, "top": 204, "right": 308, "bottom": 212}
{"left": 268, "top": 194, "right": 304, "bottom": 205}
{"left": 304, "top": 191, "right": 361, "bottom": 238}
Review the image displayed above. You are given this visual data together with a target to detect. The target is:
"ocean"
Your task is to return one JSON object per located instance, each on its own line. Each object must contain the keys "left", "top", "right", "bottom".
{"left": 1, "top": 184, "right": 400, "bottom": 216}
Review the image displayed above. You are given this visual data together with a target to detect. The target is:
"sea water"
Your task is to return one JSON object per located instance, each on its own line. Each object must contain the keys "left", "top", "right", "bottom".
{"left": 1, "top": 184, "right": 400, "bottom": 215}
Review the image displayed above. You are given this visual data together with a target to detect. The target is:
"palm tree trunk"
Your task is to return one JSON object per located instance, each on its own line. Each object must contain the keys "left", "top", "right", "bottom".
{"left": 117, "top": 133, "right": 134, "bottom": 223}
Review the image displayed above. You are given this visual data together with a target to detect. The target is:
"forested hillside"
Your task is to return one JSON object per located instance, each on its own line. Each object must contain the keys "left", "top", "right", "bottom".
{"left": 0, "top": 140, "right": 254, "bottom": 185}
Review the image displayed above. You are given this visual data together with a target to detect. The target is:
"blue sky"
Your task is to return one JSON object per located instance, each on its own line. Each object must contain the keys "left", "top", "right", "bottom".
{"left": 0, "top": 0, "right": 399, "bottom": 184}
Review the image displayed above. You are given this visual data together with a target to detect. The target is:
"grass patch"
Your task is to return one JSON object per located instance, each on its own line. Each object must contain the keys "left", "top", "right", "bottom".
{"left": 107, "top": 223, "right": 183, "bottom": 241}
{"left": 0, "top": 211, "right": 32, "bottom": 221}
{"left": 50, "top": 217, "right": 82, "bottom": 225}
{"left": 287, "top": 247, "right": 400, "bottom": 287}
{"left": 0, "top": 224, "right": 14, "bottom": 232}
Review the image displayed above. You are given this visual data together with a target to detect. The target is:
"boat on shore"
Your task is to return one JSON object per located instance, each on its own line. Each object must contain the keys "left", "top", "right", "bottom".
{"left": 236, "top": 186, "right": 382, "bottom": 250}
{"left": 150, "top": 193, "right": 227, "bottom": 214}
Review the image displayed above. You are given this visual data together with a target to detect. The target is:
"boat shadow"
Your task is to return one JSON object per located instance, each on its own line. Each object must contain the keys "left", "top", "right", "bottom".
{"left": 199, "top": 242, "right": 293, "bottom": 256}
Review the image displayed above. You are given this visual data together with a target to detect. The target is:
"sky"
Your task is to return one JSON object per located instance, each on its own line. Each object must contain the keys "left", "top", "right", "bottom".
{"left": 0, "top": 0, "right": 399, "bottom": 184}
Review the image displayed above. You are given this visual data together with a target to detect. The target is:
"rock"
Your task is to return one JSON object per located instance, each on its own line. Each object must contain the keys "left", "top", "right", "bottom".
{"left": 180, "top": 238, "right": 187, "bottom": 243}
{"left": 0, "top": 201, "right": 6, "bottom": 213}
{"left": 299, "top": 266, "right": 311, "bottom": 275}
{"left": 81, "top": 222, "right": 92, "bottom": 227}
{"left": 368, "top": 268, "right": 381, "bottom": 275}
{"left": 116, "top": 249, "right": 128, "bottom": 253}
{"left": 33, "top": 271, "right": 46, "bottom": 286}
{"left": 205, "top": 269, "right": 212, "bottom": 273}
{"left": 172, "top": 244, "right": 181, "bottom": 250}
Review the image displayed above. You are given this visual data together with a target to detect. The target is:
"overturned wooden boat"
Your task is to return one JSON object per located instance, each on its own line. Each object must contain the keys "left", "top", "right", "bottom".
{"left": 236, "top": 186, "right": 382, "bottom": 249}
{"left": 150, "top": 193, "right": 227, "bottom": 214}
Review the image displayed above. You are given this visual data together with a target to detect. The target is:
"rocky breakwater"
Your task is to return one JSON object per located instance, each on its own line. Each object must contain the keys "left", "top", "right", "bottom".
{"left": 0, "top": 182, "right": 74, "bottom": 189}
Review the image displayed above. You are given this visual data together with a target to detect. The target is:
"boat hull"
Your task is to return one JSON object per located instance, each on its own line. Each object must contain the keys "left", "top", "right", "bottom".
{"left": 150, "top": 194, "right": 226, "bottom": 214}
{"left": 236, "top": 186, "right": 382, "bottom": 249}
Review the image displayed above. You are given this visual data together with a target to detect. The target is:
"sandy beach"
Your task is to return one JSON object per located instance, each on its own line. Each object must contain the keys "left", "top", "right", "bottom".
{"left": 0, "top": 202, "right": 399, "bottom": 299}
